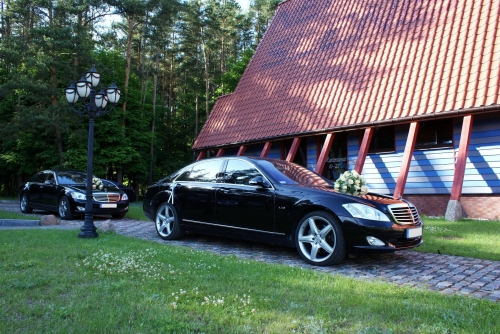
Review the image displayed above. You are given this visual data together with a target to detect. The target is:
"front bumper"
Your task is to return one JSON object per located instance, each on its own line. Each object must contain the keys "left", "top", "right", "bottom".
{"left": 339, "top": 215, "right": 424, "bottom": 254}
{"left": 69, "top": 198, "right": 129, "bottom": 215}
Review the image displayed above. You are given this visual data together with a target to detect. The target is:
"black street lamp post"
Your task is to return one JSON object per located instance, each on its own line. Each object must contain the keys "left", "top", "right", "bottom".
{"left": 65, "top": 65, "right": 121, "bottom": 238}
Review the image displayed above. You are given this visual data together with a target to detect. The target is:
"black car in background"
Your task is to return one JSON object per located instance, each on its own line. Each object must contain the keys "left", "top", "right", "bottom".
{"left": 20, "top": 169, "right": 129, "bottom": 219}
{"left": 102, "top": 179, "right": 137, "bottom": 202}
{"left": 143, "top": 157, "right": 423, "bottom": 266}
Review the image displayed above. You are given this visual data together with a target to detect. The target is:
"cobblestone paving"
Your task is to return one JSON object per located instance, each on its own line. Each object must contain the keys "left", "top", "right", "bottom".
{"left": 1, "top": 201, "right": 499, "bottom": 302}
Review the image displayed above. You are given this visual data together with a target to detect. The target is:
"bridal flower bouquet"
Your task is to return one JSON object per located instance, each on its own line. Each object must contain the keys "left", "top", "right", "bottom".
{"left": 334, "top": 170, "right": 368, "bottom": 196}
{"left": 92, "top": 177, "right": 103, "bottom": 190}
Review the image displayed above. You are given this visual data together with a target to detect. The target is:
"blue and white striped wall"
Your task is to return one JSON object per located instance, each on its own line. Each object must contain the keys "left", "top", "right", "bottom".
{"left": 219, "top": 113, "right": 500, "bottom": 196}
{"left": 347, "top": 113, "right": 500, "bottom": 195}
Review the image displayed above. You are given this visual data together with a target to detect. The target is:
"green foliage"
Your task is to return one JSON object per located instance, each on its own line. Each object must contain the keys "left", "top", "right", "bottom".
{"left": 215, "top": 48, "right": 254, "bottom": 96}
{"left": 0, "top": 0, "right": 277, "bottom": 195}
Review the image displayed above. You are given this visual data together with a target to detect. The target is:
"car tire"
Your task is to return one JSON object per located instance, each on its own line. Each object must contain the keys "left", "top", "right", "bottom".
{"left": 295, "top": 211, "right": 346, "bottom": 266}
{"left": 155, "top": 202, "right": 184, "bottom": 240}
{"left": 58, "top": 196, "right": 74, "bottom": 220}
{"left": 111, "top": 213, "right": 126, "bottom": 219}
{"left": 20, "top": 193, "right": 33, "bottom": 213}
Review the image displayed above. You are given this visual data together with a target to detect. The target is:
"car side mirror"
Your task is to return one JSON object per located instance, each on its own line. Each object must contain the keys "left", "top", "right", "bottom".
{"left": 249, "top": 176, "right": 270, "bottom": 188}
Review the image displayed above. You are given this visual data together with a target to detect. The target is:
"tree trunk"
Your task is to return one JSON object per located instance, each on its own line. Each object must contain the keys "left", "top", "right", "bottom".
{"left": 195, "top": 92, "right": 199, "bottom": 138}
{"left": 149, "top": 50, "right": 159, "bottom": 185}
{"left": 123, "top": 12, "right": 135, "bottom": 128}
{"left": 201, "top": 26, "right": 209, "bottom": 117}
{"left": 47, "top": 5, "right": 64, "bottom": 166}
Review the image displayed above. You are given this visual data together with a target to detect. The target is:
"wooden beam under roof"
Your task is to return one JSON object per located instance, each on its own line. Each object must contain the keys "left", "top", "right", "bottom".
{"left": 393, "top": 122, "right": 419, "bottom": 199}
{"left": 450, "top": 115, "right": 473, "bottom": 200}
{"left": 354, "top": 128, "right": 374, "bottom": 174}
{"left": 286, "top": 138, "right": 301, "bottom": 162}
{"left": 315, "top": 133, "right": 335, "bottom": 175}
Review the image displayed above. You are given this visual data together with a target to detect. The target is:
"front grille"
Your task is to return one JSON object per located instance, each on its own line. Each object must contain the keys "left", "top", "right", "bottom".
{"left": 388, "top": 204, "right": 420, "bottom": 225}
{"left": 93, "top": 193, "right": 121, "bottom": 202}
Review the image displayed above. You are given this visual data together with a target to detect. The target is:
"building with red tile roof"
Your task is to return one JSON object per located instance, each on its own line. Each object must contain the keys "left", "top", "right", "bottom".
{"left": 193, "top": 0, "right": 500, "bottom": 220}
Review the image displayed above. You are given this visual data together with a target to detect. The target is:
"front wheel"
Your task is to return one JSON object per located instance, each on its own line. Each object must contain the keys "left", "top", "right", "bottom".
{"left": 58, "top": 196, "right": 74, "bottom": 220}
{"left": 20, "top": 193, "right": 33, "bottom": 213}
{"left": 155, "top": 202, "right": 184, "bottom": 240}
{"left": 295, "top": 211, "right": 346, "bottom": 266}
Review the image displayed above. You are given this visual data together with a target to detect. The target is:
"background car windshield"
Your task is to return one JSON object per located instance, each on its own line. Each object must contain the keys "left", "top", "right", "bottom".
{"left": 102, "top": 180, "right": 120, "bottom": 189}
{"left": 258, "top": 159, "right": 333, "bottom": 187}
{"left": 56, "top": 171, "right": 87, "bottom": 185}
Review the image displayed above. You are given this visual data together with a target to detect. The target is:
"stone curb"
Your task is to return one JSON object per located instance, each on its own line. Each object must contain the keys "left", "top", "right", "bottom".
{"left": 0, "top": 219, "right": 40, "bottom": 227}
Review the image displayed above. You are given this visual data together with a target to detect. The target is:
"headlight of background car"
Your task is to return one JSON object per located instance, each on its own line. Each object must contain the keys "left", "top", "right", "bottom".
{"left": 342, "top": 203, "right": 390, "bottom": 222}
{"left": 122, "top": 193, "right": 129, "bottom": 201}
{"left": 70, "top": 192, "right": 86, "bottom": 200}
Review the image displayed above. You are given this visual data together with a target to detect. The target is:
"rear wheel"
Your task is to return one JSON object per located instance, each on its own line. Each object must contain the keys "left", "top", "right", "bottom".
{"left": 58, "top": 196, "right": 74, "bottom": 220}
{"left": 155, "top": 202, "right": 184, "bottom": 240}
{"left": 20, "top": 193, "right": 33, "bottom": 213}
{"left": 295, "top": 211, "right": 345, "bottom": 266}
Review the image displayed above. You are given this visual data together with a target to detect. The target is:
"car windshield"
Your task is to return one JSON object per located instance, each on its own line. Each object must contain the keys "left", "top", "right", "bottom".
{"left": 102, "top": 180, "right": 120, "bottom": 189}
{"left": 257, "top": 159, "right": 333, "bottom": 187}
{"left": 56, "top": 171, "right": 88, "bottom": 185}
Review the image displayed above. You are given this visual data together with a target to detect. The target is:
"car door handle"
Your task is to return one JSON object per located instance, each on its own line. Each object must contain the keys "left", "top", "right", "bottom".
{"left": 218, "top": 188, "right": 231, "bottom": 194}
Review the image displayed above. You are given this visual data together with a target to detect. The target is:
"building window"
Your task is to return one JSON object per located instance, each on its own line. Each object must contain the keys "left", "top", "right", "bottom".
{"left": 415, "top": 119, "right": 453, "bottom": 149}
{"left": 321, "top": 132, "right": 347, "bottom": 181}
{"left": 283, "top": 138, "right": 308, "bottom": 167}
{"left": 360, "top": 126, "right": 395, "bottom": 153}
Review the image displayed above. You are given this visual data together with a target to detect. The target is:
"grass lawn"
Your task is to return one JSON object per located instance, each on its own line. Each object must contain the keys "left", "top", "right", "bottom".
{"left": 0, "top": 201, "right": 148, "bottom": 221}
{"left": 0, "top": 210, "right": 40, "bottom": 220}
{"left": 0, "top": 229, "right": 499, "bottom": 333}
{"left": 126, "top": 202, "right": 148, "bottom": 221}
{"left": 417, "top": 216, "right": 500, "bottom": 261}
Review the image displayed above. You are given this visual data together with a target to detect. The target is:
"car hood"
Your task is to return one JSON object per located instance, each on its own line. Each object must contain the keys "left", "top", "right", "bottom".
{"left": 64, "top": 184, "right": 123, "bottom": 194}
{"left": 283, "top": 184, "right": 408, "bottom": 206}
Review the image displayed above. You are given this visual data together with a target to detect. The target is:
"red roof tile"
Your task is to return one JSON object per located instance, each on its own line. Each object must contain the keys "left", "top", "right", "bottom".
{"left": 193, "top": 0, "right": 500, "bottom": 150}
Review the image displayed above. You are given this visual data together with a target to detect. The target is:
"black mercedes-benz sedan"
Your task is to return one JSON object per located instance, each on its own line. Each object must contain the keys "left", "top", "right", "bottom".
{"left": 143, "top": 157, "right": 423, "bottom": 266}
{"left": 20, "top": 169, "right": 129, "bottom": 219}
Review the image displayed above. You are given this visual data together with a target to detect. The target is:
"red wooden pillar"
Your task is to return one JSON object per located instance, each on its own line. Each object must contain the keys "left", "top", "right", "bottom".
{"left": 450, "top": 115, "right": 473, "bottom": 200}
{"left": 196, "top": 151, "right": 206, "bottom": 161}
{"left": 354, "top": 128, "right": 374, "bottom": 173}
{"left": 315, "top": 133, "right": 335, "bottom": 175}
{"left": 286, "top": 138, "right": 301, "bottom": 162}
{"left": 237, "top": 145, "right": 247, "bottom": 156}
{"left": 260, "top": 142, "right": 272, "bottom": 157}
{"left": 216, "top": 148, "right": 225, "bottom": 157}
{"left": 393, "top": 122, "right": 419, "bottom": 199}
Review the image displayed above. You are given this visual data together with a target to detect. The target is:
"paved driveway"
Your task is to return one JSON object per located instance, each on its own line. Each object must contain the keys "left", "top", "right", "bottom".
{"left": 1, "top": 200, "right": 499, "bottom": 302}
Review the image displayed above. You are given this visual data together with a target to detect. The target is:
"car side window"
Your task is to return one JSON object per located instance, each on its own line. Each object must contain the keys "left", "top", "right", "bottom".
{"left": 45, "top": 172, "right": 55, "bottom": 183}
{"left": 32, "top": 172, "right": 46, "bottom": 183}
{"left": 188, "top": 160, "right": 223, "bottom": 182}
{"left": 175, "top": 169, "right": 191, "bottom": 181}
{"left": 223, "top": 160, "right": 262, "bottom": 186}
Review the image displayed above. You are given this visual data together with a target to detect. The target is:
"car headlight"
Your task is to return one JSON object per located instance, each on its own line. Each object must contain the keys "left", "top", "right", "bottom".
{"left": 71, "top": 192, "right": 86, "bottom": 200}
{"left": 342, "top": 203, "right": 390, "bottom": 222}
{"left": 122, "top": 193, "right": 129, "bottom": 201}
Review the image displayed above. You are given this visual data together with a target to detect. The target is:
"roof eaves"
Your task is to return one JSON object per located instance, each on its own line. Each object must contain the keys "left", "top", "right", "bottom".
{"left": 193, "top": 104, "right": 500, "bottom": 151}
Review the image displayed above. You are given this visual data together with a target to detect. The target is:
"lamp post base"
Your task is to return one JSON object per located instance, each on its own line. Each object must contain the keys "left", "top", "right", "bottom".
{"left": 78, "top": 214, "right": 99, "bottom": 238}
